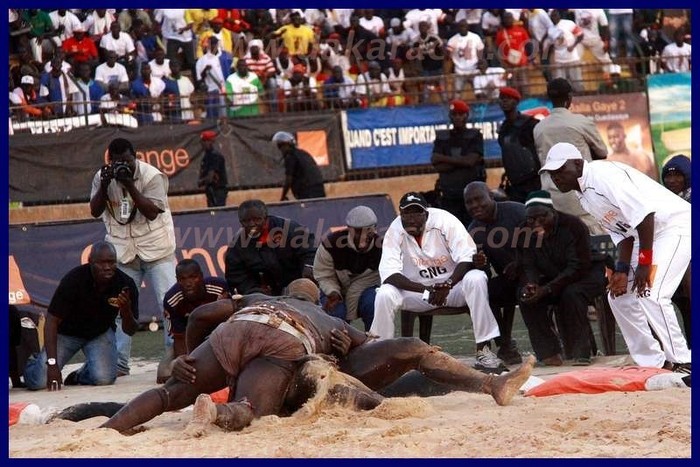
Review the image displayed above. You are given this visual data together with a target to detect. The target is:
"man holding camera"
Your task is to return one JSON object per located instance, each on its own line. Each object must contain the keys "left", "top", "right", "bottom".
{"left": 90, "top": 137, "right": 177, "bottom": 378}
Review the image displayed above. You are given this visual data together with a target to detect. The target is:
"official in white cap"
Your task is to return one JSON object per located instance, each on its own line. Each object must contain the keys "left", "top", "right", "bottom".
{"left": 540, "top": 142, "right": 692, "bottom": 373}
{"left": 313, "top": 205, "right": 381, "bottom": 330}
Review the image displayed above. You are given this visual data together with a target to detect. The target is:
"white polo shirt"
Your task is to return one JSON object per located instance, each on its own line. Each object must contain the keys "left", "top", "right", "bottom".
{"left": 379, "top": 208, "right": 476, "bottom": 286}
{"left": 576, "top": 160, "right": 691, "bottom": 245}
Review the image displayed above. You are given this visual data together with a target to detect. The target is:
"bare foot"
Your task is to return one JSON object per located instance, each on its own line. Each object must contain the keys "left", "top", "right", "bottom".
{"left": 490, "top": 354, "right": 536, "bottom": 406}
{"left": 184, "top": 394, "right": 216, "bottom": 437}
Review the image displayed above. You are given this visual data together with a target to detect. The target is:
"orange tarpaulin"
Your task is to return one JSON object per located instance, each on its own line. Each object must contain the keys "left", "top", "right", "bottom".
{"left": 9, "top": 255, "right": 31, "bottom": 305}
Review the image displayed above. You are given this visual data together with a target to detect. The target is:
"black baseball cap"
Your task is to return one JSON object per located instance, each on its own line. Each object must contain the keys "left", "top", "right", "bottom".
{"left": 399, "top": 192, "right": 428, "bottom": 211}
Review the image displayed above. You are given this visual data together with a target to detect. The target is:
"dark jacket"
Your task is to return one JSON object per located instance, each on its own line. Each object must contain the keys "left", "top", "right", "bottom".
{"left": 225, "top": 215, "right": 316, "bottom": 295}
{"left": 517, "top": 211, "right": 594, "bottom": 296}
{"left": 433, "top": 127, "right": 485, "bottom": 198}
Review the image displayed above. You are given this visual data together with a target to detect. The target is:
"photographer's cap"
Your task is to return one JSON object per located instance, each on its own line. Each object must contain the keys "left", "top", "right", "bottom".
{"left": 399, "top": 192, "right": 428, "bottom": 211}
{"left": 346, "top": 206, "right": 377, "bottom": 228}
{"left": 539, "top": 142, "right": 583, "bottom": 174}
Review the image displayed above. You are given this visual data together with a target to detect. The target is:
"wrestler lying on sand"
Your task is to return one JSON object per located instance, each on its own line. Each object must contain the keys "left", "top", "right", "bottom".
{"left": 94, "top": 280, "right": 534, "bottom": 434}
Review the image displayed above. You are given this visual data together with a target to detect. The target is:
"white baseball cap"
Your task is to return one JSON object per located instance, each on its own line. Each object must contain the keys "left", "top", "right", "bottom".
{"left": 539, "top": 142, "right": 583, "bottom": 174}
{"left": 20, "top": 75, "right": 34, "bottom": 85}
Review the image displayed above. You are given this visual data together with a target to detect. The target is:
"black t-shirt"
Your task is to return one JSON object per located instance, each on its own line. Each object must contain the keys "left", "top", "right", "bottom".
{"left": 433, "top": 127, "right": 485, "bottom": 198}
{"left": 284, "top": 148, "right": 325, "bottom": 199}
{"left": 200, "top": 150, "right": 228, "bottom": 188}
{"left": 48, "top": 264, "right": 139, "bottom": 340}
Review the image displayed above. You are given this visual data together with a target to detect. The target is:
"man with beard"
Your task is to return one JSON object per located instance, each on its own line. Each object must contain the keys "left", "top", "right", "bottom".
{"left": 224, "top": 199, "right": 316, "bottom": 296}
{"left": 517, "top": 190, "right": 607, "bottom": 366}
{"left": 370, "top": 192, "right": 506, "bottom": 374}
{"left": 313, "top": 206, "right": 382, "bottom": 331}
{"left": 23, "top": 242, "right": 139, "bottom": 390}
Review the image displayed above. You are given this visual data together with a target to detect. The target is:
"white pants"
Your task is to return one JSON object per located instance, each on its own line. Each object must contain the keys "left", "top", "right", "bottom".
{"left": 607, "top": 232, "right": 691, "bottom": 367}
{"left": 370, "top": 269, "right": 500, "bottom": 344}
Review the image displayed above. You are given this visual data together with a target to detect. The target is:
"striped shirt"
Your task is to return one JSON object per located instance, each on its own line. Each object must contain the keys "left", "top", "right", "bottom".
{"left": 163, "top": 276, "right": 228, "bottom": 335}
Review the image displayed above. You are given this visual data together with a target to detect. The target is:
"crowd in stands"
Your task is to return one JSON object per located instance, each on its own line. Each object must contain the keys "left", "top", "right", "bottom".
{"left": 8, "top": 9, "right": 692, "bottom": 124}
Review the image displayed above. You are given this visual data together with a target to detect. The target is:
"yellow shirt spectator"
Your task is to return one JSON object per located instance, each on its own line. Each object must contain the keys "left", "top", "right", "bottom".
{"left": 186, "top": 9, "right": 219, "bottom": 36}
{"left": 197, "top": 19, "right": 234, "bottom": 57}
{"left": 273, "top": 23, "right": 316, "bottom": 56}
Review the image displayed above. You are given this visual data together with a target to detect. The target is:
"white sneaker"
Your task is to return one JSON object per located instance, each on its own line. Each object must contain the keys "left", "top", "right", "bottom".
{"left": 474, "top": 347, "right": 508, "bottom": 374}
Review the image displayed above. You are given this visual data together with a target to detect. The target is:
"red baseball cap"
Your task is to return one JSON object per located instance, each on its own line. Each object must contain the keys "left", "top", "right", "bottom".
{"left": 449, "top": 99, "right": 470, "bottom": 114}
{"left": 499, "top": 87, "right": 522, "bottom": 101}
{"left": 200, "top": 130, "right": 217, "bottom": 141}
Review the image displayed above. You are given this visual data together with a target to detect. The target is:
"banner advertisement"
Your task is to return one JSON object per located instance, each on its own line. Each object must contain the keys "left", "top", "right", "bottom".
{"left": 342, "top": 104, "right": 507, "bottom": 170}
{"left": 9, "top": 113, "right": 345, "bottom": 204}
{"left": 568, "top": 93, "right": 658, "bottom": 180}
{"left": 9, "top": 195, "right": 396, "bottom": 322}
{"left": 646, "top": 72, "right": 691, "bottom": 168}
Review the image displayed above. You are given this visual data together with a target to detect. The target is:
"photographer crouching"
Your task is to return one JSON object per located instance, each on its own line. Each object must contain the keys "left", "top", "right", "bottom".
{"left": 89, "top": 138, "right": 177, "bottom": 383}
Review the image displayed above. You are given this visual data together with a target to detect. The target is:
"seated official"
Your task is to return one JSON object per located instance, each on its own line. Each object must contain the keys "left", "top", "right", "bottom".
{"left": 516, "top": 191, "right": 607, "bottom": 366}
{"left": 314, "top": 206, "right": 381, "bottom": 331}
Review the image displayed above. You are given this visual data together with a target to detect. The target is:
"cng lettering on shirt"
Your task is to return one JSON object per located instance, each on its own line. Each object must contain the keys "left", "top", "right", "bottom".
{"left": 379, "top": 208, "right": 476, "bottom": 286}
{"left": 576, "top": 161, "right": 691, "bottom": 245}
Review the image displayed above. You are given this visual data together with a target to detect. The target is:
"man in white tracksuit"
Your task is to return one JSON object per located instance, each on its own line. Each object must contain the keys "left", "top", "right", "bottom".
{"left": 369, "top": 192, "right": 504, "bottom": 373}
{"left": 539, "top": 142, "right": 691, "bottom": 372}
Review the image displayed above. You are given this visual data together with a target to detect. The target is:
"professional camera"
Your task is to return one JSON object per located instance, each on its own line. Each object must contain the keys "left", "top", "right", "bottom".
{"left": 111, "top": 161, "right": 133, "bottom": 181}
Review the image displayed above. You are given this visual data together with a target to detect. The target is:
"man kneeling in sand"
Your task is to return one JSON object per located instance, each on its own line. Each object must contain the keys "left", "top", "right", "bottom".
{"left": 100, "top": 280, "right": 535, "bottom": 434}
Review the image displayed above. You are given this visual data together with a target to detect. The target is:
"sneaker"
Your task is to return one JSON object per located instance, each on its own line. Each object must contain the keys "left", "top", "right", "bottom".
{"left": 497, "top": 340, "right": 523, "bottom": 365}
{"left": 672, "top": 363, "right": 691, "bottom": 375}
{"left": 474, "top": 347, "right": 508, "bottom": 374}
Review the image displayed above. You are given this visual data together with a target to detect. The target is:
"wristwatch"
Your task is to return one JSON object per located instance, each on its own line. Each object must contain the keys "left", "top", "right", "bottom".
{"left": 47, "top": 358, "right": 57, "bottom": 366}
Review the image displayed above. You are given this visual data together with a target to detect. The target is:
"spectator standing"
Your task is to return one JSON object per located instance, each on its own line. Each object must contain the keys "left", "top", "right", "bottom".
{"left": 661, "top": 28, "right": 691, "bottom": 73}
{"left": 524, "top": 9, "right": 555, "bottom": 82}
{"left": 546, "top": 10, "right": 585, "bottom": 93}
{"left": 195, "top": 36, "right": 228, "bottom": 119}
{"left": 606, "top": 9, "right": 635, "bottom": 61}
{"left": 495, "top": 12, "right": 531, "bottom": 94}
{"left": 82, "top": 9, "right": 115, "bottom": 48}
{"left": 431, "top": 99, "right": 485, "bottom": 227}
{"left": 162, "top": 59, "right": 196, "bottom": 122}
{"left": 272, "top": 131, "right": 326, "bottom": 201}
{"left": 39, "top": 56, "right": 79, "bottom": 117}
{"left": 386, "top": 18, "right": 418, "bottom": 61}
{"left": 271, "top": 11, "right": 317, "bottom": 57}
{"left": 497, "top": 87, "right": 541, "bottom": 203}
{"left": 573, "top": 9, "right": 613, "bottom": 72}
{"left": 446, "top": 20, "right": 485, "bottom": 99}
{"left": 197, "top": 130, "right": 228, "bottom": 207}
{"left": 154, "top": 9, "right": 196, "bottom": 76}
{"left": 533, "top": 78, "right": 608, "bottom": 234}
{"left": 49, "top": 9, "right": 82, "bottom": 47}
{"left": 196, "top": 17, "right": 233, "bottom": 58}
{"left": 72, "top": 62, "right": 105, "bottom": 116}
{"left": 225, "top": 59, "right": 263, "bottom": 118}
{"left": 411, "top": 21, "right": 446, "bottom": 104}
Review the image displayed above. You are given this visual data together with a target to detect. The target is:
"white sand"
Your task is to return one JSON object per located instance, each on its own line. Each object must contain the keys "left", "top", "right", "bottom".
{"left": 8, "top": 356, "right": 691, "bottom": 458}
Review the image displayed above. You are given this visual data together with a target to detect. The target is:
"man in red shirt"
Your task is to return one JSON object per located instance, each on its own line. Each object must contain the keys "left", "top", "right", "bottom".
{"left": 61, "top": 26, "right": 99, "bottom": 69}
{"left": 495, "top": 12, "right": 531, "bottom": 93}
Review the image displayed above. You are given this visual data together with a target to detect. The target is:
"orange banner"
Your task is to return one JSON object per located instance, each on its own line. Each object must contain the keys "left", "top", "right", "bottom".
{"left": 9, "top": 255, "right": 31, "bottom": 305}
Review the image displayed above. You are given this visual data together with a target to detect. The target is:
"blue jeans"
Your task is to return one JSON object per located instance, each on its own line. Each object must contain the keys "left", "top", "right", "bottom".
{"left": 608, "top": 13, "right": 635, "bottom": 59}
{"left": 320, "top": 287, "right": 376, "bottom": 331}
{"left": 23, "top": 329, "right": 118, "bottom": 390}
{"left": 117, "top": 254, "right": 176, "bottom": 374}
